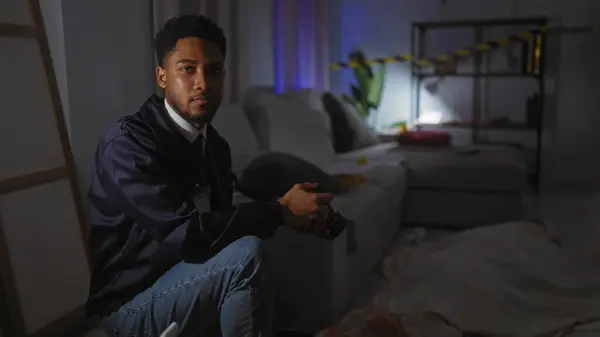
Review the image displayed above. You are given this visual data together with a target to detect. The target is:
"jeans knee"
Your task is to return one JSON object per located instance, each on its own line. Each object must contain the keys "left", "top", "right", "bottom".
{"left": 230, "top": 236, "right": 265, "bottom": 264}
{"left": 225, "top": 236, "right": 268, "bottom": 279}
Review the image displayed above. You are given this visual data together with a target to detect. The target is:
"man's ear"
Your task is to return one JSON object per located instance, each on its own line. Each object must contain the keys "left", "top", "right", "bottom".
{"left": 156, "top": 66, "right": 167, "bottom": 89}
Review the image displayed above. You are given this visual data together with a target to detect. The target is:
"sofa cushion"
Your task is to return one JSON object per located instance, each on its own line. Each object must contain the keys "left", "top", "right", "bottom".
{"left": 242, "top": 87, "right": 335, "bottom": 166}
{"left": 240, "top": 86, "right": 278, "bottom": 151}
{"left": 211, "top": 104, "right": 260, "bottom": 175}
{"left": 402, "top": 190, "right": 522, "bottom": 227}
{"left": 321, "top": 92, "right": 356, "bottom": 153}
{"left": 239, "top": 152, "right": 344, "bottom": 201}
{"left": 335, "top": 143, "right": 404, "bottom": 164}
{"left": 363, "top": 164, "right": 407, "bottom": 191}
{"left": 321, "top": 93, "right": 380, "bottom": 153}
{"left": 281, "top": 88, "right": 332, "bottom": 135}
{"left": 396, "top": 145, "right": 528, "bottom": 192}
{"left": 338, "top": 98, "right": 380, "bottom": 149}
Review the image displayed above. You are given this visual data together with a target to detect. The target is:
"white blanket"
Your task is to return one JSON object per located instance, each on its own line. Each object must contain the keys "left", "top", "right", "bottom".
{"left": 376, "top": 222, "right": 600, "bottom": 337}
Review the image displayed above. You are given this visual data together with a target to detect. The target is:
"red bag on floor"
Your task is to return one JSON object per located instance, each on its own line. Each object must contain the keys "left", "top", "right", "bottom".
{"left": 317, "top": 308, "right": 410, "bottom": 337}
{"left": 396, "top": 130, "right": 451, "bottom": 147}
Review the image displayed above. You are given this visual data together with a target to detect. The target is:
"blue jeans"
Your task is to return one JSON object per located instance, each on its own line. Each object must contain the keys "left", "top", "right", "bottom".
{"left": 101, "top": 236, "right": 273, "bottom": 337}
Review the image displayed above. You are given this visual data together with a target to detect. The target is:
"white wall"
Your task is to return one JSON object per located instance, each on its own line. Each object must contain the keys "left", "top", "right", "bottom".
{"left": 238, "top": 0, "right": 275, "bottom": 91}
{"left": 547, "top": 0, "right": 600, "bottom": 189}
{"left": 39, "top": 0, "right": 70, "bottom": 136}
{"left": 62, "top": 0, "right": 155, "bottom": 195}
{"left": 41, "top": 0, "right": 160, "bottom": 197}
{"left": 208, "top": 0, "right": 275, "bottom": 101}
{"left": 329, "top": 0, "right": 600, "bottom": 190}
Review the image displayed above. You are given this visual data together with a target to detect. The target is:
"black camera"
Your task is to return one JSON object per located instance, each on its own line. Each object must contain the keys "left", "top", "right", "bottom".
{"left": 323, "top": 204, "right": 349, "bottom": 240}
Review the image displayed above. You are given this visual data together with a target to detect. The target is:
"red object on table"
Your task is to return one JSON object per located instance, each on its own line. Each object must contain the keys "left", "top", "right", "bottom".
{"left": 396, "top": 130, "right": 452, "bottom": 147}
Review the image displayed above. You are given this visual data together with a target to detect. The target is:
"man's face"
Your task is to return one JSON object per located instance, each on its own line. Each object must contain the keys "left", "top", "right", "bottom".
{"left": 156, "top": 37, "right": 225, "bottom": 126}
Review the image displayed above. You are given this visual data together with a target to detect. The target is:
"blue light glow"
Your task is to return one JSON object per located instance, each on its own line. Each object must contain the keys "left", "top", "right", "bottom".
{"left": 273, "top": 0, "right": 284, "bottom": 93}
{"left": 273, "top": 0, "right": 317, "bottom": 92}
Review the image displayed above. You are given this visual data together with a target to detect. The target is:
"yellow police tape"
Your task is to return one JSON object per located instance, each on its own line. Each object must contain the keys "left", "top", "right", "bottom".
{"left": 329, "top": 25, "right": 599, "bottom": 70}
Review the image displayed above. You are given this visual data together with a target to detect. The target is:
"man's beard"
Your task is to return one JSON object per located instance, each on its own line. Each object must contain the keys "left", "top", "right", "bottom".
{"left": 189, "top": 108, "right": 216, "bottom": 128}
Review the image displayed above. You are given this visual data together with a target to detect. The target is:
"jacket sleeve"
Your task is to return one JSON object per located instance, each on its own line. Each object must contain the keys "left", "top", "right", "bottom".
{"left": 98, "top": 136, "right": 283, "bottom": 258}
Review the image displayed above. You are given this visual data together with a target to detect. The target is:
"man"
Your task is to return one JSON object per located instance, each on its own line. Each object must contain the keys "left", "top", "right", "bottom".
{"left": 86, "top": 15, "right": 333, "bottom": 337}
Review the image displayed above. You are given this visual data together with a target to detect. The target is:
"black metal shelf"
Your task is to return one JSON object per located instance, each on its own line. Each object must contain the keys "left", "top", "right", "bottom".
{"left": 413, "top": 16, "right": 547, "bottom": 29}
{"left": 417, "top": 123, "right": 537, "bottom": 131}
{"left": 416, "top": 72, "right": 541, "bottom": 78}
{"left": 410, "top": 17, "right": 548, "bottom": 193}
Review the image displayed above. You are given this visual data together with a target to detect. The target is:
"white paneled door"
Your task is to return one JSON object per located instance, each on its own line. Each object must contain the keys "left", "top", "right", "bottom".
{"left": 0, "top": 1, "right": 90, "bottom": 336}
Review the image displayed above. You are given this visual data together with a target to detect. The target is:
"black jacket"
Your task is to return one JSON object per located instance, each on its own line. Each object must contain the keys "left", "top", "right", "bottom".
{"left": 85, "top": 95, "right": 282, "bottom": 316}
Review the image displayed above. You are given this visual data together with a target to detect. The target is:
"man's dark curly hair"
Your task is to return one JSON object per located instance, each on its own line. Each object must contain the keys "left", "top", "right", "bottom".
{"left": 154, "top": 15, "right": 227, "bottom": 66}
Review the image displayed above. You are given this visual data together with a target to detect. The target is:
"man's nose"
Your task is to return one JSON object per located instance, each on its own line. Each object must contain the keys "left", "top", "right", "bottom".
{"left": 192, "top": 69, "right": 207, "bottom": 90}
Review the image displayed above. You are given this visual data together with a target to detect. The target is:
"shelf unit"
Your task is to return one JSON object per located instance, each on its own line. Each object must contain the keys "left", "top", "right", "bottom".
{"left": 410, "top": 17, "right": 548, "bottom": 192}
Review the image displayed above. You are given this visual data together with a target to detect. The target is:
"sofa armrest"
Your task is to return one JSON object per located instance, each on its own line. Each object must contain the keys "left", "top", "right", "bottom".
{"left": 265, "top": 226, "right": 355, "bottom": 333}
{"left": 266, "top": 180, "right": 406, "bottom": 333}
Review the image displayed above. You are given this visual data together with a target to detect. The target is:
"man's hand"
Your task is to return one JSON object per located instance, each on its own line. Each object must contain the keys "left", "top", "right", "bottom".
{"left": 279, "top": 183, "right": 333, "bottom": 238}
{"left": 285, "top": 208, "right": 331, "bottom": 238}
{"left": 279, "top": 182, "right": 332, "bottom": 216}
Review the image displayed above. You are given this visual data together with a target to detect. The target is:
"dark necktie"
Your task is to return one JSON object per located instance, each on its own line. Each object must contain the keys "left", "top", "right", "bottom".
{"left": 192, "top": 134, "right": 205, "bottom": 156}
{"left": 192, "top": 135, "right": 208, "bottom": 185}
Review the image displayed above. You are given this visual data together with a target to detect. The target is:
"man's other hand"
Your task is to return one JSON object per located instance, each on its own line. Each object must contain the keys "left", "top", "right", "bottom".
{"left": 278, "top": 183, "right": 333, "bottom": 238}
{"left": 279, "top": 182, "right": 332, "bottom": 216}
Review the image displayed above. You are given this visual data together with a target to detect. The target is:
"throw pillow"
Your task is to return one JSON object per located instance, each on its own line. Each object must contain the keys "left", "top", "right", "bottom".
{"left": 238, "top": 152, "right": 344, "bottom": 201}
{"left": 321, "top": 92, "right": 356, "bottom": 153}
{"left": 340, "top": 101, "right": 380, "bottom": 149}
{"left": 321, "top": 92, "right": 380, "bottom": 153}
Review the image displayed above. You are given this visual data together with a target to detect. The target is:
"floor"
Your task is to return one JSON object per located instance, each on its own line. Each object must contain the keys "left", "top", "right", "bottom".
{"left": 80, "top": 192, "right": 600, "bottom": 337}
{"left": 82, "top": 330, "right": 106, "bottom": 337}
{"left": 524, "top": 192, "right": 600, "bottom": 253}
{"left": 81, "top": 327, "right": 313, "bottom": 337}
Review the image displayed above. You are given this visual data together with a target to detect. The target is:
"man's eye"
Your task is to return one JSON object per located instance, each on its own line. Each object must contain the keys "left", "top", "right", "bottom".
{"left": 209, "top": 66, "right": 225, "bottom": 75}
{"left": 181, "top": 66, "right": 195, "bottom": 73}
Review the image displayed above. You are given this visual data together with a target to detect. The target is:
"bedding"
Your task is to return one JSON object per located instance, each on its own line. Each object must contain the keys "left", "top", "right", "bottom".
{"left": 320, "top": 222, "right": 600, "bottom": 337}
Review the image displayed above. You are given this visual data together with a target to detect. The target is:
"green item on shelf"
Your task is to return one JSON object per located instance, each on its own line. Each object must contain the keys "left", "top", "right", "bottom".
{"left": 389, "top": 121, "right": 406, "bottom": 128}
{"left": 341, "top": 49, "right": 386, "bottom": 119}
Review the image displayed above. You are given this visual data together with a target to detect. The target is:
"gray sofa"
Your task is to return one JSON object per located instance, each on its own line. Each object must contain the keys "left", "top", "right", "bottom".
{"left": 212, "top": 89, "right": 407, "bottom": 332}
{"left": 212, "top": 85, "right": 528, "bottom": 332}
{"left": 266, "top": 88, "right": 529, "bottom": 229}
